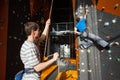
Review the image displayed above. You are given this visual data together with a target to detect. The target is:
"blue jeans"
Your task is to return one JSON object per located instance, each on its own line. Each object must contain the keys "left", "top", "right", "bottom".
{"left": 79, "top": 31, "right": 109, "bottom": 50}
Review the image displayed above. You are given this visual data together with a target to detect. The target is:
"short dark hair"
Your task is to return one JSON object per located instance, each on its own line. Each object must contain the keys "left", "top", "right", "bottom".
{"left": 76, "top": 17, "right": 80, "bottom": 22}
{"left": 24, "top": 22, "right": 39, "bottom": 36}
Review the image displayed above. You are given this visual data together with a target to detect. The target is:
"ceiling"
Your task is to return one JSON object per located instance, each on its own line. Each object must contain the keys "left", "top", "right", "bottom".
{"left": 52, "top": 0, "right": 73, "bottom": 22}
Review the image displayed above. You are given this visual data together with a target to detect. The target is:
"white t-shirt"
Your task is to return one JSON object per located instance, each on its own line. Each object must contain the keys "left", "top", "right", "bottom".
{"left": 20, "top": 40, "right": 40, "bottom": 80}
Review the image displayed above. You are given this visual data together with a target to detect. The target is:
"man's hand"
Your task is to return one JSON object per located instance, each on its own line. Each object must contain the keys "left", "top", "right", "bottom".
{"left": 74, "top": 27, "right": 81, "bottom": 35}
{"left": 74, "top": 30, "right": 81, "bottom": 36}
{"left": 46, "top": 19, "right": 51, "bottom": 25}
{"left": 53, "top": 52, "right": 59, "bottom": 61}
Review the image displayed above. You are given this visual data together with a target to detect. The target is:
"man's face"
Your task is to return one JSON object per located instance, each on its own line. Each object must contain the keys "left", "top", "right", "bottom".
{"left": 34, "top": 29, "right": 41, "bottom": 40}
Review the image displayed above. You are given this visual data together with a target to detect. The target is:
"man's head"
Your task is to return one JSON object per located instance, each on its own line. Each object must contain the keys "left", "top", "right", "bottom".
{"left": 76, "top": 17, "right": 80, "bottom": 22}
{"left": 24, "top": 22, "right": 40, "bottom": 40}
{"left": 76, "top": 16, "right": 83, "bottom": 22}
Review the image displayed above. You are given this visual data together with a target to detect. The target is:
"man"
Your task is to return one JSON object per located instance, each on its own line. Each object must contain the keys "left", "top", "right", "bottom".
{"left": 74, "top": 11, "right": 111, "bottom": 52}
{"left": 20, "top": 18, "right": 59, "bottom": 80}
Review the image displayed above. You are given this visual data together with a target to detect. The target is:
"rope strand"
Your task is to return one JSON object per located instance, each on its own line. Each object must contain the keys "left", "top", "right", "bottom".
{"left": 43, "top": 0, "right": 54, "bottom": 58}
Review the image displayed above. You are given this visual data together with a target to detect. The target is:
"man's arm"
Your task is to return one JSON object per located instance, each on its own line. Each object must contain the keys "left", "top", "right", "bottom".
{"left": 83, "top": 11, "right": 88, "bottom": 19}
{"left": 39, "top": 19, "right": 51, "bottom": 42}
{"left": 34, "top": 52, "right": 59, "bottom": 72}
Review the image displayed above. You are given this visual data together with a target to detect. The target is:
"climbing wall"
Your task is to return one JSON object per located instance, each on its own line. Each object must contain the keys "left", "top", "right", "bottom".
{"left": 76, "top": 0, "right": 102, "bottom": 80}
{"left": 76, "top": 0, "right": 120, "bottom": 80}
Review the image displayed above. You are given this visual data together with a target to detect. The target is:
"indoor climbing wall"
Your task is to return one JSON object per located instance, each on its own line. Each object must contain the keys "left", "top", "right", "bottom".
{"left": 96, "top": 0, "right": 120, "bottom": 80}
{"left": 77, "top": 0, "right": 120, "bottom": 80}
{"left": 97, "top": 6, "right": 120, "bottom": 80}
{"left": 76, "top": 0, "right": 102, "bottom": 80}
{"left": 96, "top": 0, "right": 120, "bottom": 16}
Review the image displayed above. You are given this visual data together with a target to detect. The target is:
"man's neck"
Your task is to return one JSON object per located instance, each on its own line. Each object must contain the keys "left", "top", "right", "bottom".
{"left": 27, "top": 35, "right": 34, "bottom": 42}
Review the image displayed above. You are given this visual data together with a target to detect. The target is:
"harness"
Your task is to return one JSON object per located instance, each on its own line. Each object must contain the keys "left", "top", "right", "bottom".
{"left": 15, "top": 68, "right": 39, "bottom": 80}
